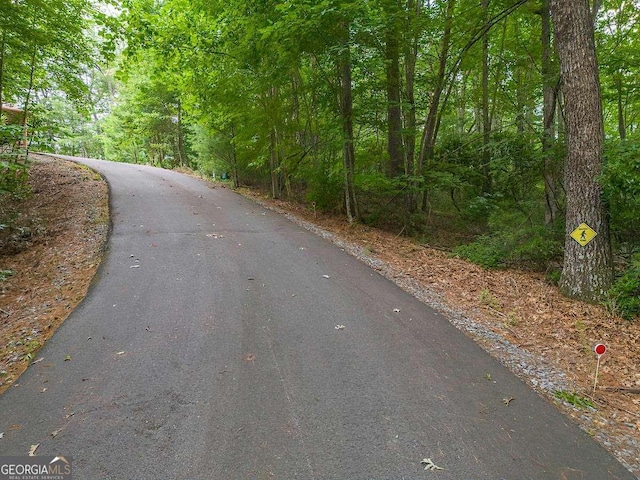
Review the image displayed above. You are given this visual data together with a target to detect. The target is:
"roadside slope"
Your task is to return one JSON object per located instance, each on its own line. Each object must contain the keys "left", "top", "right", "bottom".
{"left": 0, "top": 155, "right": 109, "bottom": 394}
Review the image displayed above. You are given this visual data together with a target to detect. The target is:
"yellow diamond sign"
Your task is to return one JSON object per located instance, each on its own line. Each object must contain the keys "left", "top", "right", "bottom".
{"left": 570, "top": 223, "right": 597, "bottom": 246}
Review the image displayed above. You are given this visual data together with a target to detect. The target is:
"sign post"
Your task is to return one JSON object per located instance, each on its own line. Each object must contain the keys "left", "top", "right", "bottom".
{"left": 593, "top": 343, "right": 606, "bottom": 394}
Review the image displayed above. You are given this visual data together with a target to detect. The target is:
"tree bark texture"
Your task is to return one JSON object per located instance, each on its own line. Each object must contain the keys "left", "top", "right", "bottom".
{"left": 551, "top": 0, "right": 613, "bottom": 301}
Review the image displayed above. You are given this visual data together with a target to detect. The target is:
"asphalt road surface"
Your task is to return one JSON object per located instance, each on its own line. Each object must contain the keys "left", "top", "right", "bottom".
{"left": 0, "top": 157, "right": 634, "bottom": 480}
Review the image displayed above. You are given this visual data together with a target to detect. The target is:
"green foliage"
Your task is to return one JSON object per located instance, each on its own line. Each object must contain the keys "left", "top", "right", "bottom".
{"left": 0, "top": 160, "right": 28, "bottom": 197}
{"left": 0, "top": 125, "right": 23, "bottom": 146}
{"left": 453, "top": 233, "right": 508, "bottom": 269}
{"left": 0, "top": 270, "right": 13, "bottom": 281}
{"left": 606, "top": 253, "right": 640, "bottom": 321}
{"left": 602, "top": 135, "right": 640, "bottom": 244}
{"left": 0, "top": 123, "right": 29, "bottom": 196}
{"left": 553, "top": 390, "right": 595, "bottom": 410}
{"left": 479, "top": 289, "right": 500, "bottom": 310}
{"left": 94, "top": 0, "right": 636, "bottom": 289}
{"left": 305, "top": 168, "right": 343, "bottom": 212}
{"left": 453, "top": 225, "right": 563, "bottom": 270}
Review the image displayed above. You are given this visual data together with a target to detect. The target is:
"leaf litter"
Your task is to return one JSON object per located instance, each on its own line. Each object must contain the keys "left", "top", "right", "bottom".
{"left": 421, "top": 458, "right": 444, "bottom": 471}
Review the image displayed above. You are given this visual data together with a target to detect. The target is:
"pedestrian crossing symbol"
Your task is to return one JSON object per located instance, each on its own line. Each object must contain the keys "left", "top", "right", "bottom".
{"left": 570, "top": 223, "right": 597, "bottom": 246}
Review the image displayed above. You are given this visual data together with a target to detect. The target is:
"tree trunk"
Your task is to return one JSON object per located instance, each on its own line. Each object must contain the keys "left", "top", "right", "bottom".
{"left": 403, "top": 0, "right": 418, "bottom": 178}
{"left": 481, "top": 0, "right": 491, "bottom": 194}
{"left": 338, "top": 21, "right": 359, "bottom": 223}
{"left": 616, "top": 76, "right": 626, "bottom": 140}
{"left": 515, "top": 21, "right": 526, "bottom": 134}
{"left": 417, "top": 0, "right": 455, "bottom": 213}
{"left": 269, "top": 126, "right": 281, "bottom": 199}
{"left": 22, "top": 43, "right": 38, "bottom": 158}
{"left": 403, "top": 0, "right": 419, "bottom": 216}
{"left": 551, "top": 0, "right": 613, "bottom": 301}
{"left": 0, "top": 30, "right": 5, "bottom": 112}
{"left": 384, "top": 3, "right": 404, "bottom": 177}
{"left": 541, "top": 0, "right": 560, "bottom": 225}
{"left": 417, "top": 0, "right": 455, "bottom": 175}
{"left": 230, "top": 123, "right": 239, "bottom": 189}
{"left": 176, "top": 99, "right": 187, "bottom": 166}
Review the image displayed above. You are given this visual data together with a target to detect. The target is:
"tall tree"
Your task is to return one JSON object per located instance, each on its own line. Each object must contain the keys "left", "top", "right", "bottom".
{"left": 480, "top": 0, "right": 491, "bottom": 194}
{"left": 540, "top": 0, "right": 560, "bottom": 225}
{"left": 337, "top": 19, "right": 359, "bottom": 223}
{"left": 551, "top": 0, "right": 613, "bottom": 300}
{"left": 382, "top": 0, "right": 404, "bottom": 177}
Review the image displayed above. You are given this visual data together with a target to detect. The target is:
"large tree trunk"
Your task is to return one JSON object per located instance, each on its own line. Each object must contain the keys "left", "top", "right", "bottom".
{"left": 551, "top": 0, "right": 613, "bottom": 301}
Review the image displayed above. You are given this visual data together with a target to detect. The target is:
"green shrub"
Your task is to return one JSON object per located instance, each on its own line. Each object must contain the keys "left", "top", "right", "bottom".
{"left": 453, "top": 226, "right": 563, "bottom": 270}
{"left": 602, "top": 136, "right": 640, "bottom": 244}
{"left": 0, "top": 269, "right": 13, "bottom": 281}
{"left": 453, "top": 233, "right": 509, "bottom": 268}
{"left": 606, "top": 253, "right": 640, "bottom": 321}
{"left": 554, "top": 390, "right": 595, "bottom": 410}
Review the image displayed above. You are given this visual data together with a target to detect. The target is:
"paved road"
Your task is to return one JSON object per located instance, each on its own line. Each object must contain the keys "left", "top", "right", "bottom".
{"left": 0, "top": 157, "right": 634, "bottom": 479}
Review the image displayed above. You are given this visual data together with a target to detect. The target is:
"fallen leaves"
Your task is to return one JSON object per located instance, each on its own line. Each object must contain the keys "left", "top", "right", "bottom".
{"left": 421, "top": 458, "right": 444, "bottom": 471}
{"left": 28, "top": 444, "right": 39, "bottom": 456}
{"left": 503, "top": 397, "right": 515, "bottom": 406}
{"left": 335, "top": 325, "right": 346, "bottom": 330}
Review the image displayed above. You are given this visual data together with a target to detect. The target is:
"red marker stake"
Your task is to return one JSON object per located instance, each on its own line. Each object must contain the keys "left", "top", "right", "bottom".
{"left": 593, "top": 343, "right": 606, "bottom": 394}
